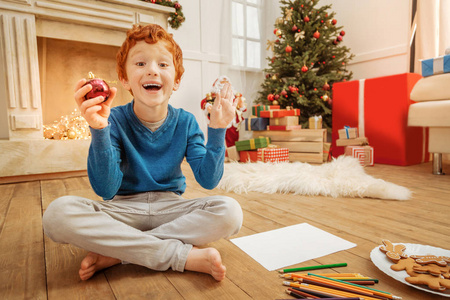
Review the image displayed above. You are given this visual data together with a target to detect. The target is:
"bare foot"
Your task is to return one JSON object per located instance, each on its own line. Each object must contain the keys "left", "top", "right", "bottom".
{"left": 184, "top": 247, "right": 226, "bottom": 281}
{"left": 79, "top": 252, "right": 121, "bottom": 280}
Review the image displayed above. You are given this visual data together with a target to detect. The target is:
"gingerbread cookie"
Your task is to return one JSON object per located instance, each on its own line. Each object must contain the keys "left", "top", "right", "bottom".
{"left": 379, "top": 239, "right": 408, "bottom": 263}
{"left": 413, "top": 264, "right": 450, "bottom": 278}
{"left": 405, "top": 273, "right": 450, "bottom": 291}
{"left": 390, "top": 257, "right": 420, "bottom": 275}
{"left": 410, "top": 255, "right": 450, "bottom": 267}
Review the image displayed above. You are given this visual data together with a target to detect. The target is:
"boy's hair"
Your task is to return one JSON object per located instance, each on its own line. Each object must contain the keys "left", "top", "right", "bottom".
{"left": 116, "top": 24, "right": 184, "bottom": 82}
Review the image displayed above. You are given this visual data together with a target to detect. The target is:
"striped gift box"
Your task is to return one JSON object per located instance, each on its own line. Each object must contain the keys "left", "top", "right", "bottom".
{"left": 344, "top": 145, "right": 374, "bottom": 166}
{"left": 257, "top": 147, "right": 290, "bottom": 163}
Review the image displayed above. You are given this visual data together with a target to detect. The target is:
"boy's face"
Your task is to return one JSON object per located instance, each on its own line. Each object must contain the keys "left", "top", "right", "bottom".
{"left": 121, "top": 40, "right": 180, "bottom": 118}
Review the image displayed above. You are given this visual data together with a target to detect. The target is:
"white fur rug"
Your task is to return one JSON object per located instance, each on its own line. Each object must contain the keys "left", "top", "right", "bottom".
{"left": 218, "top": 156, "right": 411, "bottom": 200}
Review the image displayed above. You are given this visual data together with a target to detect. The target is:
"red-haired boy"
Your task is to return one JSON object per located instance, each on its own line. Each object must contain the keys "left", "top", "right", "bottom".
{"left": 43, "top": 24, "right": 243, "bottom": 282}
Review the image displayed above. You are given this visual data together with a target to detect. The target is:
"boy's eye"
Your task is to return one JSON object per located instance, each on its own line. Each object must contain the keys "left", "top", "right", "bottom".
{"left": 136, "top": 62, "right": 145, "bottom": 66}
{"left": 159, "top": 63, "right": 169, "bottom": 67}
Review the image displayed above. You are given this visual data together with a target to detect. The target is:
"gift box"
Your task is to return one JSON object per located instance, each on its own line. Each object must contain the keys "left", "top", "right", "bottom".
{"left": 259, "top": 108, "right": 300, "bottom": 118}
{"left": 235, "top": 137, "right": 271, "bottom": 151}
{"left": 332, "top": 73, "right": 429, "bottom": 166}
{"left": 421, "top": 54, "right": 450, "bottom": 77}
{"left": 344, "top": 145, "right": 374, "bottom": 166}
{"left": 309, "top": 116, "right": 322, "bottom": 129}
{"left": 252, "top": 105, "right": 280, "bottom": 117}
{"left": 336, "top": 137, "right": 369, "bottom": 147}
{"left": 323, "top": 143, "right": 331, "bottom": 162}
{"left": 239, "top": 150, "right": 258, "bottom": 162}
{"left": 338, "top": 126, "right": 358, "bottom": 139}
{"left": 269, "top": 116, "right": 299, "bottom": 126}
{"left": 257, "top": 147, "right": 290, "bottom": 163}
{"left": 226, "top": 146, "right": 239, "bottom": 161}
{"left": 245, "top": 117, "right": 269, "bottom": 131}
{"left": 266, "top": 125, "right": 302, "bottom": 131}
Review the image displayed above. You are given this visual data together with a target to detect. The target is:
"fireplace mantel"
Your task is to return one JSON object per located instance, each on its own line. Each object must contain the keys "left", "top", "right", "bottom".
{"left": 0, "top": 0, "right": 174, "bottom": 178}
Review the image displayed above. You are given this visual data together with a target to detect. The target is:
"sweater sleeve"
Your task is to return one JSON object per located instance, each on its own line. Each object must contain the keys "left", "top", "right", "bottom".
{"left": 186, "top": 123, "right": 226, "bottom": 190}
{"left": 87, "top": 124, "right": 123, "bottom": 199}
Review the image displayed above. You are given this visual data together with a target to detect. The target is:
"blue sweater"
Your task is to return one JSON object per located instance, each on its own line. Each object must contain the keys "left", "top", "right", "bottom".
{"left": 88, "top": 102, "right": 226, "bottom": 200}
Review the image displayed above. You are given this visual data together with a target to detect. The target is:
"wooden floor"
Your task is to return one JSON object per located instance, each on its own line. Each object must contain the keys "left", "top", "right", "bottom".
{"left": 0, "top": 160, "right": 449, "bottom": 300}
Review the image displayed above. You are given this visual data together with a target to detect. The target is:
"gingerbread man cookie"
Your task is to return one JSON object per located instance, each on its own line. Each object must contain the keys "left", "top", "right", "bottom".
{"left": 410, "top": 255, "right": 450, "bottom": 267}
{"left": 379, "top": 239, "right": 408, "bottom": 263}
{"left": 413, "top": 264, "right": 450, "bottom": 278}
{"left": 405, "top": 273, "right": 450, "bottom": 291}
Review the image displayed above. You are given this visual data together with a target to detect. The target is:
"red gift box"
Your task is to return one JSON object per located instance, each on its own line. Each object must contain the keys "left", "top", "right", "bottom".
{"left": 239, "top": 150, "right": 258, "bottom": 162}
{"left": 332, "top": 73, "right": 429, "bottom": 166}
{"left": 266, "top": 125, "right": 302, "bottom": 131}
{"left": 259, "top": 108, "right": 300, "bottom": 118}
{"left": 257, "top": 147, "right": 290, "bottom": 163}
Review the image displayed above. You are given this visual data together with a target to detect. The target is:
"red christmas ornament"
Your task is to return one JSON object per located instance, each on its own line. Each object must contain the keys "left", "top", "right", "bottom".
{"left": 84, "top": 78, "right": 111, "bottom": 101}
{"left": 267, "top": 94, "right": 274, "bottom": 101}
{"left": 285, "top": 45, "right": 293, "bottom": 53}
{"left": 313, "top": 31, "right": 320, "bottom": 39}
{"left": 322, "top": 82, "right": 330, "bottom": 91}
{"left": 301, "top": 65, "right": 309, "bottom": 73}
{"left": 174, "top": 2, "right": 181, "bottom": 9}
{"left": 340, "top": 30, "right": 346, "bottom": 36}
{"left": 274, "top": 94, "right": 280, "bottom": 100}
{"left": 303, "top": 16, "right": 310, "bottom": 22}
{"left": 337, "top": 35, "right": 343, "bottom": 42}
{"left": 281, "top": 90, "right": 287, "bottom": 97}
{"left": 332, "top": 19, "right": 337, "bottom": 25}
{"left": 333, "top": 39, "right": 338, "bottom": 45}
{"left": 292, "top": 25, "right": 298, "bottom": 32}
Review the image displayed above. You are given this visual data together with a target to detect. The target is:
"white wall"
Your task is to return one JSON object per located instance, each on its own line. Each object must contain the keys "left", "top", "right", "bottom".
{"left": 320, "top": 0, "right": 413, "bottom": 80}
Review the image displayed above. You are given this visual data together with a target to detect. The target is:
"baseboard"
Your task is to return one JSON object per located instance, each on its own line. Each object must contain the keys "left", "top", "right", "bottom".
{"left": 0, "top": 170, "right": 88, "bottom": 185}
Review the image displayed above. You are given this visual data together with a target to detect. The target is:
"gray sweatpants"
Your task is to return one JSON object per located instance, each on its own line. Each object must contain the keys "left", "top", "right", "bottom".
{"left": 42, "top": 192, "right": 243, "bottom": 272}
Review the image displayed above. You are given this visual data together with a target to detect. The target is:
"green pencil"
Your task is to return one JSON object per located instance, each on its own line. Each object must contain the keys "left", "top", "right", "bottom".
{"left": 278, "top": 263, "right": 347, "bottom": 273}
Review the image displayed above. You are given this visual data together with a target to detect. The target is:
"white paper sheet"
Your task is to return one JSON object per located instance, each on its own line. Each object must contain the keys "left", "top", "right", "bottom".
{"left": 230, "top": 223, "right": 357, "bottom": 271}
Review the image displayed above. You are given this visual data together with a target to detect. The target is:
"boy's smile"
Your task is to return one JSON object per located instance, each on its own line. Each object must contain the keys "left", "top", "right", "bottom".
{"left": 121, "top": 40, "right": 180, "bottom": 122}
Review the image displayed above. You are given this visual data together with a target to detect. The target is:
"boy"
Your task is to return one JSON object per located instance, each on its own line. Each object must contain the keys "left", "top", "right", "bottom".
{"left": 42, "top": 24, "right": 243, "bottom": 282}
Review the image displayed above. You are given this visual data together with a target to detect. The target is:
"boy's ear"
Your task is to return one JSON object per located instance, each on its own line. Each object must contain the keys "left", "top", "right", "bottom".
{"left": 173, "top": 79, "right": 180, "bottom": 91}
{"left": 120, "top": 77, "right": 131, "bottom": 91}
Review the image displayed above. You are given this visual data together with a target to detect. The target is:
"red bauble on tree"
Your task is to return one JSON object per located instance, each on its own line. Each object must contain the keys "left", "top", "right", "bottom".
{"left": 322, "top": 82, "right": 330, "bottom": 91}
{"left": 313, "top": 31, "right": 320, "bottom": 39}
{"left": 285, "top": 45, "right": 293, "bottom": 53}
{"left": 292, "top": 25, "right": 298, "bottom": 32}
{"left": 267, "top": 94, "right": 274, "bottom": 101}
{"left": 340, "top": 30, "right": 346, "bottom": 36}
{"left": 301, "top": 65, "right": 309, "bottom": 73}
{"left": 303, "top": 16, "right": 310, "bottom": 22}
{"left": 332, "top": 19, "right": 337, "bottom": 25}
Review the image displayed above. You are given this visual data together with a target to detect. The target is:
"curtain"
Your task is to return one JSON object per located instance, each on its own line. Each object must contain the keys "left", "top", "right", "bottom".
{"left": 414, "top": 0, "right": 450, "bottom": 73}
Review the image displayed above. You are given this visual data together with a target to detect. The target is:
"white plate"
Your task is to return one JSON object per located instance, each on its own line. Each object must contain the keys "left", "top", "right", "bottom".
{"left": 370, "top": 243, "right": 450, "bottom": 297}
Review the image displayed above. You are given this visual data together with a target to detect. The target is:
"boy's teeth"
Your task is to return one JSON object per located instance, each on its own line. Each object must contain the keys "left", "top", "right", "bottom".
{"left": 143, "top": 83, "right": 162, "bottom": 89}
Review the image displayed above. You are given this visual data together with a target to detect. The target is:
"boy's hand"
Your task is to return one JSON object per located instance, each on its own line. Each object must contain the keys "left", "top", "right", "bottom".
{"left": 74, "top": 78, "right": 117, "bottom": 130}
{"left": 209, "top": 82, "right": 237, "bottom": 129}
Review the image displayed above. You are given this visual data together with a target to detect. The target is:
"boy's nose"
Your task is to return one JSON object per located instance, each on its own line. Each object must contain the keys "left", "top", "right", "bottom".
{"left": 146, "top": 62, "right": 159, "bottom": 76}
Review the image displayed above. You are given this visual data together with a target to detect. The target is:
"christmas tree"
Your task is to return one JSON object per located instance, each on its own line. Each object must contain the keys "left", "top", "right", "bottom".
{"left": 255, "top": 0, "right": 354, "bottom": 129}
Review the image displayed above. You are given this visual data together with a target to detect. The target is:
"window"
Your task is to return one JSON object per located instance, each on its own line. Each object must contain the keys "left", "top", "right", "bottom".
{"left": 231, "top": 0, "right": 262, "bottom": 69}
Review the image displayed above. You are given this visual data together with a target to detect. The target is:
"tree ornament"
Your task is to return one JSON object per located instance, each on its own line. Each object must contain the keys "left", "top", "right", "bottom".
{"left": 83, "top": 72, "right": 110, "bottom": 102}
{"left": 328, "top": 98, "right": 333, "bottom": 106}
{"left": 285, "top": 45, "right": 293, "bottom": 53}
{"left": 295, "top": 31, "right": 305, "bottom": 42}
{"left": 333, "top": 39, "right": 338, "bottom": 45}
{"left": 292, "top": 25, "right": 298, "bottom": 32}
{"left": 313, "top": 30, "right": 320, "bottom": 39}
{"left": 322, "top": 94, "right": 329, "bottom": 101}
{"left": 332, "top": 19, "right": 337, "bottom": 25}
{"left": 67, "top": 129, "right": 77, "bottom": 139}
{"left": 337, "top": 35, "right": 343, "bottom": 42}
{"left": 276, "top": 29, "right": 282, "bottom": 37}
{"left": 272, "top": 74, "right": 277, "bottom": 80}
{"left": 266, "top": 40, "right": 276, "bottom": 51}
{"left": 267, "top": 94, "right": 274, "bottom": 101}
{"left": 303, "top": 16, "right": 310, "bottom": 22}
{"left": 281, "top": 90, "right": 287, "bottom": 97}
{"left": 274, "top": 94, "right": 280, "bottom": 100}
{"left": 301, "top": 65, "right": 309, "bottom": 72}
{"left": 340, "top": 30, "right": 346, "bottom": 36}
{"left": 284, "top": 8, "right": 293, "bottom": 21}
{"left": 322, "top": 82, "right": 330, "bottom": 91}
{"left": 273, "top": 100, "right": 279, "bottom": 105}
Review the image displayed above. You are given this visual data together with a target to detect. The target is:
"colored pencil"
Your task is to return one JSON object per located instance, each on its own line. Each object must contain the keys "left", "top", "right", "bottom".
{"left": 293, "top": 274, "right": 376, "bottom": 295}
{"left": 309, "top": 273, "right": 401, "bottom": 300}
{"left": 347, "top": 280, "right": 376, "bottom": 285}
{"left": 287, "top": 288, "right": 318, "bottom": 299}
{"left": 284, "top": 281, "right": 382, "bottom": 300}
{"left": 285, "top": 289, "right": 307, "bottom": 299}
{"left": 278, "top": 263, "right": 347, "bottom": 273}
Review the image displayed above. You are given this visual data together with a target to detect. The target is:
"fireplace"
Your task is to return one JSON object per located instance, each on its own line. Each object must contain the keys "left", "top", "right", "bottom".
{"left": 0, "top": 0, "right": 174, "bottom": 178}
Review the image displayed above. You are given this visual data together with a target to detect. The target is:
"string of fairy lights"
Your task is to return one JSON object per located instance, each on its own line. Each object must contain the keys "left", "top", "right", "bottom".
{"left": 43, "top": 109, "right": 91, "bottom": 140}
